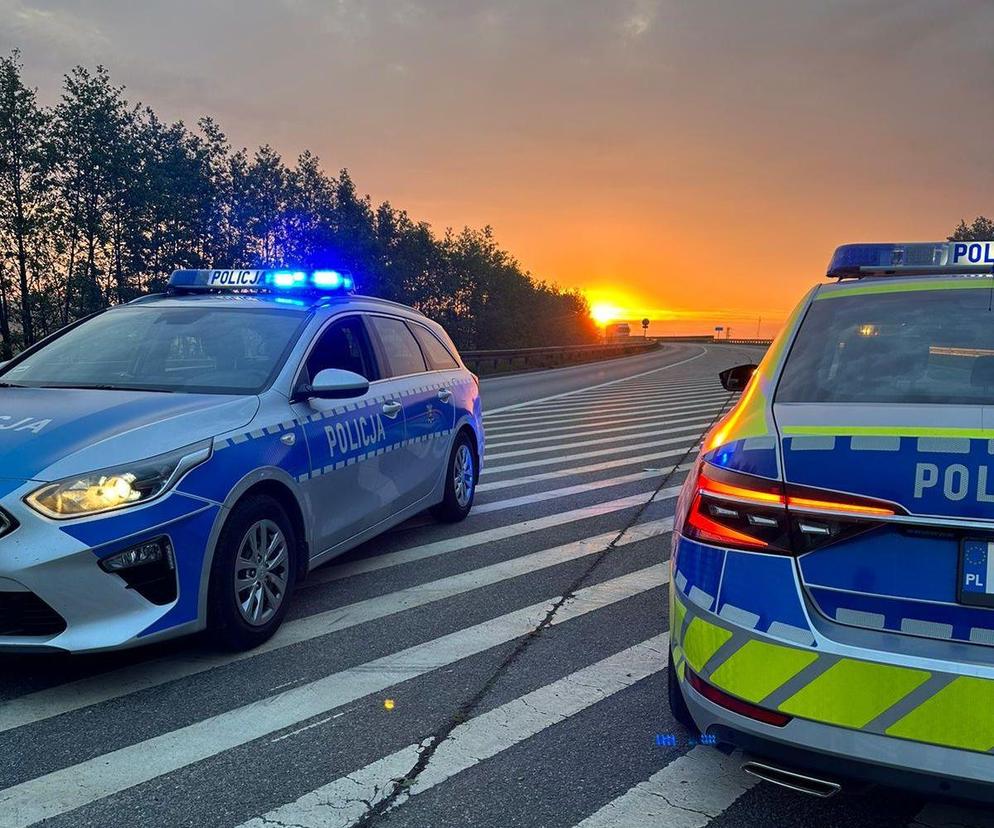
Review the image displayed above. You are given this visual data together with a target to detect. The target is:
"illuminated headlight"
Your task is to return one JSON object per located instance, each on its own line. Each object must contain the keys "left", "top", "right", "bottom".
{"left": 25, "top": 441, "right": 211, "bottom": 519}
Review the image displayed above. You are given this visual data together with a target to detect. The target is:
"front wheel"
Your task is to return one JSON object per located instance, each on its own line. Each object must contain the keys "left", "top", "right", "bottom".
{"left": 207, "top": 494, "right": 298, "bottom": 651}
{"left": 431, "top": 432, "right": 477, "bottom": 523}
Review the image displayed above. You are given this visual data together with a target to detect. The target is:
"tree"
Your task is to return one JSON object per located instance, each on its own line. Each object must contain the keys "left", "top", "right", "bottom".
{"left": 49, "top": 65, "right": 137, "bottom": 321}
{"left": 949, "top": 216, "right": 994, "bottom": 241}
{"left": 0, "top": 56, "right": 601, "bottom": 356}
{"left": 0, "top": 50, "right": 50, "bottom": 352}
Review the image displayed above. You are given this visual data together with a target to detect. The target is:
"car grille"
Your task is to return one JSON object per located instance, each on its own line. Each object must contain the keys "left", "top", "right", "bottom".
{"left": 0, "top": 592, "right": 67, "bottom": 637}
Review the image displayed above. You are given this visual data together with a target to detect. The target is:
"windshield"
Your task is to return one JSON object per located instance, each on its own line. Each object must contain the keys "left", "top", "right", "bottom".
{"left": 776, "top": 285, "right": 994, "bottom": 405}
{"left": 0, "top": 305, "right": 308, "bottom": 394}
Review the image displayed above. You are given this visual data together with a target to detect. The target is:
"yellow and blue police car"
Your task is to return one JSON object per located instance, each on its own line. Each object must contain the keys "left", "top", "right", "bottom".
{"left": 669, "top": 241, "right": 994, "bottom": 801}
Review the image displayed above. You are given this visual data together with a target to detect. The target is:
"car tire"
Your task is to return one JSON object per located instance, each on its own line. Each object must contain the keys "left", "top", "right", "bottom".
{"left": 431, "top": 431, "right": 477, "bottom": 523}
{"left": 668, "top": 646, "right": 697, "bottom": 730}
{"left": 207, "top": 494, "right": 298, "bottom": 651}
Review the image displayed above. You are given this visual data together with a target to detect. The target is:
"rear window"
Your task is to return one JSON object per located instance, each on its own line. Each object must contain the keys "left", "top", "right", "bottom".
{"left": 776, "top": 286, "right": 994, "bottom": 405}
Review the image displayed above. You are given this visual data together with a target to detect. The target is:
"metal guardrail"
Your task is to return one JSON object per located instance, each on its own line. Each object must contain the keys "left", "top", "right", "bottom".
{"left": 462, "top": 340, "right": 660, "bottom": 375}
{"left": 714, "top": 338, "right": 773, "bottom": 345}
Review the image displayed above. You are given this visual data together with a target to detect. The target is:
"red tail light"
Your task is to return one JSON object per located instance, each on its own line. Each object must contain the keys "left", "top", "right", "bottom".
{"left": 679, "top": 463, "right": 901, "bottom": 556}
{"left": 686, "top": 668, "right": 792, "bottom": 727}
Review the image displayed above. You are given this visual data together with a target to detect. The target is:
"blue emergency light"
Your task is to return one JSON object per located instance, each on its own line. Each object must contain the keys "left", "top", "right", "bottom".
{"left": 168, "top": 268, "right": 355, "bottom": 294}
{"left": 827, "top": 241, "right": 994, "bottom": 279}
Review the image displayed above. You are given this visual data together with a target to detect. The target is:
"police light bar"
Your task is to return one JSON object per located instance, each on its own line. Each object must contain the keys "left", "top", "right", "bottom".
{"left": 168, "top": 269, "right": 355, "bottom": 293}
{"left": 827, "top": 242, "right": 994, "bottom": 279}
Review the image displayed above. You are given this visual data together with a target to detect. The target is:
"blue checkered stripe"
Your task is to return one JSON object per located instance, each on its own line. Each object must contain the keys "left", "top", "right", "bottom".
{"left": 212, "top": 377, "right": 473, "bottom": 485}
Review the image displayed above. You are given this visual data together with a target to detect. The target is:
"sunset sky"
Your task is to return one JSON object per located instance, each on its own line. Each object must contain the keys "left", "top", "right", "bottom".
{"left": 2, "top": 0, "right": 991, "bottom": 336}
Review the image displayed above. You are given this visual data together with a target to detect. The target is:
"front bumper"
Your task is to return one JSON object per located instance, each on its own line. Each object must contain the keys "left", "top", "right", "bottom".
{"left": 670, "top": 534, "right": 994, "bottom": 799}
{"left": 0, "top": 482, "right": 219, "bottom": 653}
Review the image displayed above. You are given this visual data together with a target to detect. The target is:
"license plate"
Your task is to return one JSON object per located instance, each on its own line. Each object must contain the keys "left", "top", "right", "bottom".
{"left": 959, "top": 538, "right": 994, "bottom": 608}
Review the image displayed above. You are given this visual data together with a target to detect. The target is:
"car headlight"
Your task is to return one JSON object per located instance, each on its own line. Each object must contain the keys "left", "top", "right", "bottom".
{"left": 25, "top": 441, "right": 212, "bottom": 520}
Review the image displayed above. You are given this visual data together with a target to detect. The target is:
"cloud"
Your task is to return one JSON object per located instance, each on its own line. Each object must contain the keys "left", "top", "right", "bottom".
{"left": 620, "top": 0, "right": 658, "bottom": 38}
{"left": 0, "top": 0, "right": 108, "bottom": 54}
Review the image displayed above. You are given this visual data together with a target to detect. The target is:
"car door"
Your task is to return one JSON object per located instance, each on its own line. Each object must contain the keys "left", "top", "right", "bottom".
{"left": 366, "top": 314, "right": 451, "bottom": 505}
{"left": 408, "top": 321, "right": 459, "bottom": 433}
{"left": 290, "top": 314, "right": 408, "bottom": 555}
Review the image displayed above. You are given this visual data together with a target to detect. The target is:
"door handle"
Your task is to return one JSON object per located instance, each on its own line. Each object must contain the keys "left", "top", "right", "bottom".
{"left": 437, "top": 388, "right": 453, "bottom": 403}
{"left": 382, "top": 400, "right": 402, "bottom": 419}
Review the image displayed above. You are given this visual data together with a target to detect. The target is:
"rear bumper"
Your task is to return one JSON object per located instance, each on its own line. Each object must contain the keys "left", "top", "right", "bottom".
{"left": 683, "top": 674, "right": 994, "bottom": 803}
{"left": 670, "top": 533, "right": 994, "bottom": 798}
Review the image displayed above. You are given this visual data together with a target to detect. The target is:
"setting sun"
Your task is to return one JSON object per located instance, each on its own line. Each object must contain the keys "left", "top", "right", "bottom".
{"left": 590, "top": 302, "right": 624, "bottom": 326}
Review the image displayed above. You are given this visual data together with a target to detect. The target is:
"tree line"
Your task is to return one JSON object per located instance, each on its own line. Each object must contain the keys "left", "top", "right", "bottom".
{"left": 950, "top": 216, "right": 994, "bottom": 242}
{"left": 0, "top": 51, "right": 599, "bottom": 359}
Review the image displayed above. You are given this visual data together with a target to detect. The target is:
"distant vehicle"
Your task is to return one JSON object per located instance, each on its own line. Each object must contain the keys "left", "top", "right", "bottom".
{"left": 0, "top": 269, "right": 483, "bottom": 653}
{"left": 605, "top": 322, "right": 631, "bottom": 342}
{"left": 668, "top": 240, "right": 994, "bottom": 802}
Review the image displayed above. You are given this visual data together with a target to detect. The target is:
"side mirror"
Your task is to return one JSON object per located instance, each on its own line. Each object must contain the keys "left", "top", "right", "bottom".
{"left": 307, "top": 368, "right": 370, "bottom": 400}
{"left": 719, "top": 364, "right": 757, "bottom": 392}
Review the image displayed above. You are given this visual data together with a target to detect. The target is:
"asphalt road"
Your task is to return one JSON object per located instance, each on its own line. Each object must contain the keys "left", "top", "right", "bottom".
{"left": 0, "top": 343, "right": 991, "bottom": 828}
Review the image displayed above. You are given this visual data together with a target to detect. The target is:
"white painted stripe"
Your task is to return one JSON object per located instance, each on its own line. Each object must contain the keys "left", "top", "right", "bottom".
{"left": 484, "top": 431, "right": 710, "bottom": 475}
{"left": 485, "top": 403, "right": 725, "bottom": 446}
{"left": 0, "top": 567, "right": 669, "bottom": 828}
{"left": 307, "top": 490, "right": 667, "bottom": 585}
{"left": 486, "top": 418, "right": 714, "bottom": 461}
{"left": 482, "top": 347, "right": 707, "bottom": 415}
{"left": 909, "top": 803, "right": 994, "bottom": 828}
{"left": 572, "top": 378, "right": 717, "bottom": 396}
{"left": 485, "top": 388, "right": 727, "bottom": 427}
{"left": 490, "top": 382, "right": 719, "bottom": 414}
{"left": 476, "top": 443, "right": 699, "bottom": 492}
{"left": 239, "top": 634, "right": 671, "bottom": 828}
{"left": 572, "top": 747, "right": 757, "bottom": 828}
{"left": 474, "top": 472, "right": 690, "bottom": 515}
{"left": 482, "top": 397, "right": 727, "bottom": 438}
{"left": 0, "top": 518, "right": 673, "bottom": 735}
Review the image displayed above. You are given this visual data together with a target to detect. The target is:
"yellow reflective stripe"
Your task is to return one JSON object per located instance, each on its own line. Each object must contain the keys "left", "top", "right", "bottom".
{"left": 709, "top": 640, "right": 817, "bottom": 704}
{"left": 779, "top": 659, "right": 930, "bottom": 729}
{"left": 817, "top": 278, "right": 994, "bottom": 300}
{"left": 784, "top": 425, "right": 994, "bottom": 439}
{"left": 682, "top": 617, "right": 733, "bottom": 673}
{"left": 886, "top": 676, "right": 994, "bottom": 752}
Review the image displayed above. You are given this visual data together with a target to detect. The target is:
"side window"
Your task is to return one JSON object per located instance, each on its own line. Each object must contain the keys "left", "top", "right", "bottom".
{"left": 302, "top": 316, "right": 376, "bottom": 387}
{"left": 409, "top": 323, "right": 459, "bottom": 371}
{"left": 367, "top": 315, "right": 427, "bottom": 377}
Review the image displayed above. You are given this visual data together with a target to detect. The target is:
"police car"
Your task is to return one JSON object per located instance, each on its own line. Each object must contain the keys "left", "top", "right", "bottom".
{"left": 0, "top": 269, "right": 483, "bottom": 652}
{"left": 668, "top": 241, "right": 994, "bottom": 801}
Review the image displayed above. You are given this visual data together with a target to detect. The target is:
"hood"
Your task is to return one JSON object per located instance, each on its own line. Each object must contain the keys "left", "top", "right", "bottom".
{"left": 0, "top": 387, "right": 260, "bottom": 482}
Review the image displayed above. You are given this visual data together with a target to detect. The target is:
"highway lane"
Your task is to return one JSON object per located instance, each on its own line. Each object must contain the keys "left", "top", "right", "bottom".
{"left": 0, "top": 344, "right": 990, "bottom": 828}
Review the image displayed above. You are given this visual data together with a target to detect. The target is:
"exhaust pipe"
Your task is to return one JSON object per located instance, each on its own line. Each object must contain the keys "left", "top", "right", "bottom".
{"left": 742, "top": 760, "right": 842, "bottom": 798}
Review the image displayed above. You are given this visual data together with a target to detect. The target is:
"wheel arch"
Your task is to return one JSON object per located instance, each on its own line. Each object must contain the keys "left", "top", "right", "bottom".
{"left": 196, "top": 468, "right": 311, "bottom": 624}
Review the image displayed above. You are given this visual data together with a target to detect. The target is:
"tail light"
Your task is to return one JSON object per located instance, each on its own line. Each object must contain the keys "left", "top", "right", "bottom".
{"left": 686, "top": 667, "right": 791, "bottom": 727}
{"left": 678, "top": 462, "right": 902, "bottom": 556}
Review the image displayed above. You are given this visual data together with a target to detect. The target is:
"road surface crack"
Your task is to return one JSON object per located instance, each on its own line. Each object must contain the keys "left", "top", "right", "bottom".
{"left": 346, "top": 390, "right": 736, "bottom": 826}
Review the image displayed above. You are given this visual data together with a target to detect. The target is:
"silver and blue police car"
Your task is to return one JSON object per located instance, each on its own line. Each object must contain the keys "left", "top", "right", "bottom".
{"left": 0, "top": 268, "right": 483, "bottom": 653}
{"left": 669, "top": 241, "right": 994, "bottom": 801}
